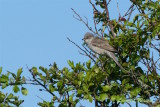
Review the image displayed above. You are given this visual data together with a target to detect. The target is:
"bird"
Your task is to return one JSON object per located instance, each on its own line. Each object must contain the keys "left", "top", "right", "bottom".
{"left": 83, "top": 32, "right": 125, "bottom": 70}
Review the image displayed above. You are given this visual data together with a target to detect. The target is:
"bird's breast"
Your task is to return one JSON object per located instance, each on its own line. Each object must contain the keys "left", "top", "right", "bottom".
{"left": 88, "top": 44, "right": 108, "bottom": 55}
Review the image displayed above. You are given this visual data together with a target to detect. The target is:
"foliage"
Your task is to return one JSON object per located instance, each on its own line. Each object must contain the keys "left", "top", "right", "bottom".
{"left": 0, "top": 0, "right": 160, "bottom": 107}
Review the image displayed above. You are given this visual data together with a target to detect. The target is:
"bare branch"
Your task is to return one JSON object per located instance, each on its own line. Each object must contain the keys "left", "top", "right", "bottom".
{"left": 127, "top": 5, "right": 135, "bottom": 21}
{"left": 26, "top": 65, "right": 61, "bottom": 102}
{"left": 151, "top": 43, "right": 160, "bottom": 53}
{"left": 107, "top": 0, "right": 112, "bottom": 6}
{"left": 89, "top": 0, "right": 104, "bottom": 36}
{"left": 71, "top": 8, "right": 100, "bottom": 36}
{"left": 123, "top": 4, "right": 134, "bottom": 18}
{"left": 93, "top": 17, "right": 99, "bottom": 36}
{"left": 103, "top": 0, "right": 117, "bottom": 38}
{"left": 67, "top": 37, "right": 97, "bottom": 64}
{"left": 89, "top": 0, "right": 99, "bottom": 13}
{"left": 117, "top": 2, "right": 121, "bottom": 18}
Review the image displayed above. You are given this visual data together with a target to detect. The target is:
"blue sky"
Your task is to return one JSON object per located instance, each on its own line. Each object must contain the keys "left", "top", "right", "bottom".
{"left": 0, "top": 0, "right": 146, "bottom": 107}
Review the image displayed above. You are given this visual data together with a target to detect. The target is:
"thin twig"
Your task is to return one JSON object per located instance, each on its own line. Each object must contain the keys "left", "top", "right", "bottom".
{"left": 89, "top": 0, "right": 99, "bottom": 13}
{"left": 71, "top": 8, "right": 100, "bottom": 36}
{"left": 117, "top": 2, "right": 121, "bottom": 18}
{"left": 151, "top": 43, "right": 160, "bottom": 53}
{"left": 123, "top": 4, "right": 134, "bottom": 18}
{"left": 103, "top": 0, "right": 116, "bottom": 38}
{"left": 26, "top": 65, "right": 61, "bottom": 102}
{"left": 67, "top": 37, "right": 97, "bottom": 64}
{"left": 89, "top": 0, "right": 100, "bottom": 36}
{"left": 127, "top": 5, "right": 135, "bottom": 21}
{"left": 107, "top": 0, "right": 112, "bottom": 6}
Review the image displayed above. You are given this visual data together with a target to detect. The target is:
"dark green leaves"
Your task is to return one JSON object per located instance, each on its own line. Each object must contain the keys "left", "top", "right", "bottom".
{"left": 0, "top": 75, "right": 9, "bottom": 83}
{"left": 0, "top": 91, "right": 24, "bottom": 106}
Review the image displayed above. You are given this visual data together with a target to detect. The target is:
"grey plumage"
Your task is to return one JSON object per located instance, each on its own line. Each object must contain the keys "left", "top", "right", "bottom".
{"left": 83, "top": 32, "right": 125, "bottom": 70}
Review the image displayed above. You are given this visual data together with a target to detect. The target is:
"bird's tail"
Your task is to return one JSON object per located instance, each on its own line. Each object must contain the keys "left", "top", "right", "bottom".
{"left": 108, "top": 52, "right": 125, "bottom": 71}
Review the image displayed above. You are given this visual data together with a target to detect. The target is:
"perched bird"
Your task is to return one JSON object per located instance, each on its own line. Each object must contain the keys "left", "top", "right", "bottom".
{"left": 83, "top": 32, "right": 125, "bottom": 70}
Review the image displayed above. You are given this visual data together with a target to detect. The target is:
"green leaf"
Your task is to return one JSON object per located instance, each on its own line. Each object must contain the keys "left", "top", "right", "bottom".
{"left": 22, "top": 76, "right": 26, "bottom": 83}
{"left": 49, "top": 84, "right": 55, "bottom": 92}
{"left": 0, "top": 75, "right": 9, "bottom": 83}
{"left": 111, "top": 95, "right": 117, "bottom": 101}
{"left": 84, "top": 73, "right": 90, "bottom": 82}
{"left": 77, "top": 89, "right": 83, "bottom": 96}
{"left": 124, "top": 83, "right": 132, "bottom": 90}
{"left": 58, "top": 103, "right": 67, "bottom": 107}
{"left": 13, "top": 85, "right": 20, "bottom": 93}
{"left": 122, "top": 79, "right": 126, "bottom": 85}
{"left": 122, "top": 51, "right": 127, "bottom": 57}
{"left": 128, "top": 22, "right": 136, "bottom": 27}
{"left": 119, "top": 95, "right": 126, "bottom": 103}
{"left": 95, "top": 95, "right": 100, "bottom": 101}
{"left": 17, "top": 68, "right": 23, "bottom": 78}
{"left": 2, "top": 83, "right": 8, "bottom": 89}
{"left": 102, "top": 85, "right": 111, "bottom": 92}
{"left": 88, "top": 95, "right": 93, "bottom": 102}
{"left": 21, "top": 87, "right": 28, "bottom": 96}
{"left": 95, "top": 68, "right": 99, "bottom": 73}
{"left": 134, "top": 56, "right": 140, "bottom": 62}
{"left": 84, "top": 94, "right": 92, "bottom": 102}
{"left": 9, "top": 72, "right": 16, "bottom": 78}
{"left": 111, "top": 62, "right": 116, "bottom": 68}
{"left": 32, "top": 67, "right": 38, "bottom": 75}
{"left": 7, "top": 93, "right": 13, "bottom": 99}
{"left": 89, "top": 83, "right": 94, "bottom": 87}
{"left": 66, "top": 87, "right": 74, "bottom": 91}
{"left": 57, "top": 81, "right": 63, "bottom": 89}
{"left": 0, "top": 92, "right": 5, "bottom": 99}
{"left": 78, "top": 81, "right": 81, "bottom": 86}
{"left": 100, "top": 93, "right": 108, "bottom": 101}
{"left": 0, "top": 67, "right": 2, "bottom": 74}
{"left": 133, "top": 14, "right": 139, "bottom": 23}
{"left": 67, "top": 60, "right": 74, "bottom": 69}
{"left": 155, "top": 104, "right": 160, "bottom": 107}
{"left": 39, "top": 66, "right": 48, "bottom": 73}
{"left": 130, "top": 87, "right": 141, "bottom": 98}
{"left": 86, "top": 60, "right": 91, "bottom": 69}
{"left": 69, "top": 93, "right": 74, "bottom": 102}
{"left": 122, "top": 62, "right": 128, "bottom": 67}
{"left": 83, "top": 85, "right": 88, "bottom": 93}
{"left": 116, "top": 95, "right": 120, "bottom": 101}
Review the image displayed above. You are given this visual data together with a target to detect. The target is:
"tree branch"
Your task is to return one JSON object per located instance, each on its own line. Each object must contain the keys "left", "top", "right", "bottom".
{"left": 103, "top": 0, "right": 116, "bottom": 38}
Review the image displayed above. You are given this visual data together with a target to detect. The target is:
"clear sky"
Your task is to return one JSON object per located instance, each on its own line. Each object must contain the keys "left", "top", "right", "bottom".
{"left": 0, "top": 0, "right": 146, "bottom": 107}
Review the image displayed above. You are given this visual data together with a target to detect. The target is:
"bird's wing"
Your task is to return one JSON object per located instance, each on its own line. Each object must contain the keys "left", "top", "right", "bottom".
{"left": 91, "top": 37, "right": 117, "bottom": 52}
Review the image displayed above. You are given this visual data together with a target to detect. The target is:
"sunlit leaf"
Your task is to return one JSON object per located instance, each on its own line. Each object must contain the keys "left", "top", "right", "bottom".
{"left": 21, "top": 87, "right": 28, "bottom": 96}
{"left": 13, "top": 85, "right": 20, "bottom": 93}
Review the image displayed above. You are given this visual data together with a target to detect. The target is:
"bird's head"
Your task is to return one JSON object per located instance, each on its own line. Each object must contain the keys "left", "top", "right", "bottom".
{"left": 82, "top": 32, "right": 94, "bottom": 43}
